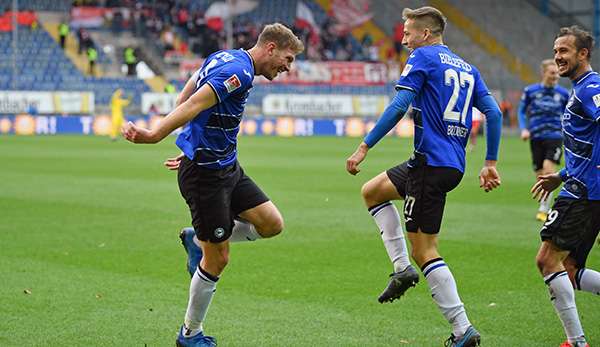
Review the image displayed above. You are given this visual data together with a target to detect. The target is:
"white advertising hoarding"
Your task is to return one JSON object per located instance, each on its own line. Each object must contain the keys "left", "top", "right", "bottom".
{"left": 141, "top": 93, "right": 178, "bottom": 114}
{"left": 262, "top": 94, "right": 389, "bottom": 117}
{"left": 0, "top": 91, "right": 94, "bottom": 114}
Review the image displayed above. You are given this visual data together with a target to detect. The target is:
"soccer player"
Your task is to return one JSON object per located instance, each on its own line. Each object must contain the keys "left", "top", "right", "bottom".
{"left": 346, "top": 7, "right": 502, "bottom": 347}
{"left": 532, "top": 25, "right": 600, "bottom": 347}
{"left": 518, "top": 59, "right": 569, "bottom": 221}
{"left": 122, "top": 23, "right": 304, "bottom": 347}
{"left": 109, "top": 88, "right": 131, "bottom": 141}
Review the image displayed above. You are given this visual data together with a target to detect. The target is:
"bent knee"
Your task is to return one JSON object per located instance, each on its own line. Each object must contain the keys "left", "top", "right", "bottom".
{"left": 259, "top": 216, "right": 284, "bottom": 238}
{"left": 361, "top": 182, "right": 379, "bottom": 206}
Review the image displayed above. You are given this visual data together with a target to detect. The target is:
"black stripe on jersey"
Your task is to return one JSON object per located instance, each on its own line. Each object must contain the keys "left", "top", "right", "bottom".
{"left": 563, "top": 130, "right": 593, "bottom": 160}
{"left": 408, "top": 108, "right": 422, "bottom": 128}
{"left": 206, "top": 112, "right": 242, "bottom": 130}
{"left": 529, "top": 123, "right": 562, "bottom": 134}
{"left": 567, "top": 96, "right": 592, "bottom": 120}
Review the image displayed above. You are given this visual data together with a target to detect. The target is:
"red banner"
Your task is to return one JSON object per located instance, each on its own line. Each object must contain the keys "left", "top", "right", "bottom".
{"left": 70, "top": 7, "right": 108, "bottom": 28}
{"left": 263, "top": 61, "right": 389, "bottom": 85}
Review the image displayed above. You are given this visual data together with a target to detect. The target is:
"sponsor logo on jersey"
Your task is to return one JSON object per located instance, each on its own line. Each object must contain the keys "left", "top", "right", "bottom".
{"left": 224, "top": 74, "right": 241, "bottom": 93}
{"left": 401, "top": 64, "right": 413, "bottom": 77}
{"left": 593, "top": 93, "right": 600, "bottom": 107}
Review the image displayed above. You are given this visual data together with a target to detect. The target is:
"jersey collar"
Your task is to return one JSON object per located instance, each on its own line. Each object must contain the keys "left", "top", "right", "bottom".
{"left": 241, "top": 49, "right": 256, "bottom": 76}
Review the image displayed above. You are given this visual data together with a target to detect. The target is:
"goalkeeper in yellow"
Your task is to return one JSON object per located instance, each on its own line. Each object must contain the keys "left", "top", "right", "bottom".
{"left": 110, "top": 89, "right": 131, "bottom": 141}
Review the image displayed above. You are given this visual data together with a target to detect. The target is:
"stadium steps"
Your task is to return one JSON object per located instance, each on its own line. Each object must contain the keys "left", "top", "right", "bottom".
{"left": 145, "top": 76, "right": 170, "bottom": 93}
{"left": 312, "top": 0, "right": 394, "bottom": 62}
{"left": 430, "top": 0, "right": 537, "bottom": 84}
{"left": 41, "top": 20, "right": 104, "bottom": 77}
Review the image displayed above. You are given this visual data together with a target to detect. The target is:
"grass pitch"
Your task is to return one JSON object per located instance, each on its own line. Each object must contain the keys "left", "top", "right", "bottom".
{"left": 0, "top": 135, "right": 598, "bottom": 346}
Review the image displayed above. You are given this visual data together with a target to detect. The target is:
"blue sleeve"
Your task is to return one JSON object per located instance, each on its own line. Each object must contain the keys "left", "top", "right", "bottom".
{"left": 364, "top": 89, "right": 416, "bottom": 148}
{"left": 474, "top": 94, "right": 502, "bottom": 161}
{"left": 395, "top": 49, "right": 429, "bottom": 94}
{"left": 559, "top": 167, "right": 569, "bottom": 181}
{"left": 206, "top": 65, "right": 251, "bottom": 103}
{"left": 517, "top": 90, "right": 528, "bottom": 130}
{"left": 577, "top": 84, "right": 600, "bottom": 122}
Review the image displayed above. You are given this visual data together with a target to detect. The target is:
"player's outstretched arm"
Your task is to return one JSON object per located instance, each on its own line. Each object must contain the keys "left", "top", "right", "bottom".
{"left": 122, "top": 83, "right": 217, "bottom": 144}
{"left": 474, "top": 94, "right": 502, "bottom": 192}
{"left": 346, "top": 89, "right": 415, "bottom": 175}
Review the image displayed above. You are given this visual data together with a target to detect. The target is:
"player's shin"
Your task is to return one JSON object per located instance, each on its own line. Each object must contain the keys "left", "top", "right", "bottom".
{"left": 368, "top": 201, "right": 411, "bottom": 272}
{"left": 421, "top": 258, "right": 471, "bottom": 337}
{"left": 183, "top": 266, "right": 220, "bottom": 337}
{"left": 545, "top": 271, "right": 587, "bottom": 344}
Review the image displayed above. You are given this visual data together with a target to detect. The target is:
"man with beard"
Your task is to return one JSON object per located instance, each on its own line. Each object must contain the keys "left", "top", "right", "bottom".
{"left": 532, "top": 25, "right": 600, "bottom": 347}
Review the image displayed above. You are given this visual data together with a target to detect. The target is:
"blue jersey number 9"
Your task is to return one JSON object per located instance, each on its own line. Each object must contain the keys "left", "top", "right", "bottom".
{"left": 443, "top": 69, "right": 474, "bottom": 125}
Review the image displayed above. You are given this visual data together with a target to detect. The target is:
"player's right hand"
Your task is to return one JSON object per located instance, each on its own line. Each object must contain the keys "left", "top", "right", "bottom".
{"left": 346, "top": 143, "right": 369, "bottom": 175}
{"left": 520, "top": 129, "right": 530, "bottom": 141}
{"left": 479, "top": 161, "right": 501, "bottom": 192}
{"left": 531, "top": 173, "right": 562, "bottom": 202}
{"left": 122, "top": 121, "right": 155, "bottom": 143}
{"left": 164, "top": 153, "right": 185, "bottom": 170}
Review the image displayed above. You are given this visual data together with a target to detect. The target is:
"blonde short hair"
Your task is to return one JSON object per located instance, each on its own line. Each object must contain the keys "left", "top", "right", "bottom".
{"left": 540, "top": 59, "right": 557, "bottom": 73}
{"left": 257, "top": 23, "right": 304, "bottom": 54}
{"left": 402, "top": 6, "right": 446, "bottom": 36}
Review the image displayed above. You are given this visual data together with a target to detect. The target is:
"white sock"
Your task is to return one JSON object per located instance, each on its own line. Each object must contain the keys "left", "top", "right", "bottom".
{"left": 422, "top": 258, "right": 471, "bottom": 337}
{"left": 229, "top": 219, "right": 262, "bottom": 242}
{"left": 545, "top": 271, "right": 586, "bottom": 343}
{"left": 575, "top": 268, "right": 600, "bottom": 295}
{"left": 184, "top": 266, "right": 219, "bottom": 337}
{"left": 368, "top": 201, "right": 411, "bottom": 272}
{"left": 539, "top": 191, "right": 553, "bottom": 213}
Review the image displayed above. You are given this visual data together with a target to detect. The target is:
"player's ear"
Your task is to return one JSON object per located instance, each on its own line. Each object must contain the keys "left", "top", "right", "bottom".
{"left": 578, "top": 47, "right": 589, "bottom": 62}
{"left": 266, "top": 42, "right": 276, "bottom": 56}
{"left": 422, "top": 28, "right": 431, "bottom": 41}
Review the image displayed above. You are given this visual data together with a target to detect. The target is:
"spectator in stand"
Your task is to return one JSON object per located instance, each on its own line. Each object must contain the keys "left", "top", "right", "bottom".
{"left": 87, "top": 46, "right": 97, "bottom": 76}
{"left": 164, "top": 82, "right": 176, "bottom": 93}
{"left": 124, "top": 46, "right": 137, "bottom": 76}
{"left": 58, "top": 21, "right": 69, "bottom": 49}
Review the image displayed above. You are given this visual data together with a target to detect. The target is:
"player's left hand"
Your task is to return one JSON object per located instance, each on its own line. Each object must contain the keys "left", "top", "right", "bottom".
{"left": 122, "top": 121, "right": 155, "bottom": 143}
{"left": 531, "top": 173, "right": 561, "bottom": 202}
{"left": 164, "top": 152, "right": 185, "bottom": 170}
{"left": 479, "top": 161, "right": 501, "bottom": 192}
{"left": 346, "top": 143, "right": 369, "bottom": 175}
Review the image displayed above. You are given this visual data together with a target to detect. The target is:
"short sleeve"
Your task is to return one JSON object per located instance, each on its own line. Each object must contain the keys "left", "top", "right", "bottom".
{"left": 206, "top": 65, "right": 252, "bottom": 103}
{"left": 395, "top": 48, "right": 429, "bottom": 94}
{"left": 578, "top": 84, "right": 600, "bottom": 122}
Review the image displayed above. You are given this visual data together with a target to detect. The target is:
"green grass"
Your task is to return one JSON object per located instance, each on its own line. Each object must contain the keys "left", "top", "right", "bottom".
{"left": 0, "top": 135, "right": 598, "bottom": 346}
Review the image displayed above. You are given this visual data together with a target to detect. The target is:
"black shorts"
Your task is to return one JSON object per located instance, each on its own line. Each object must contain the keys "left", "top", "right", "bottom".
{"left": 387, "top": 153, "right": 463, "bottom": 234}
{"left": 177, "top": 157, "right": 269, "bottom": 243}
{"left": 530, "top": 139, "right": 562, "bottom": 171}
{"left": 540, "top": 198, "right": 600, "bottom": 261}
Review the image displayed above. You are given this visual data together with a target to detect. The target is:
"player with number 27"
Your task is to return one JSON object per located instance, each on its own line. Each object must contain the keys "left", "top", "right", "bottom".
{"left": 346, "top": 6, "right": 502, "bottom": 347}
